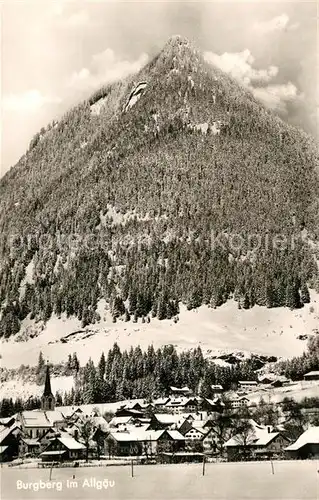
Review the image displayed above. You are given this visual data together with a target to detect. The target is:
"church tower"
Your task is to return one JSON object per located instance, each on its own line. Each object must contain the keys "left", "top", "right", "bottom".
{"left": 41, "top": 364, "right": 55, "bottom": 411}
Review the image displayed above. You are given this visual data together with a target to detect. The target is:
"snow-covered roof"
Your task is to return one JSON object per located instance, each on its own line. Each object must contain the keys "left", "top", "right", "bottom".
{"left": 20, "top": 410, "right": 64, "bottom": 428}
{"left": 153, "top": 397, "right": 170, "bottom": 406}
{"left": 166, "top": 430, "right": 185, "bottom": 441}
{"left": 110, "top": 430, "right": 165, "bottom": 442}
{"left": 91, "top": 416, "right": 109, "bottom": 432}
{"left": 0, "top": 425, "right": 20, "bottom": 445}
{"left": 109, "top": 416, "right": 133, "bottom": 427}
{"left": 57, "top": 436, "right": 86, "bottom": 450}
{"left": 154, "top": 414, "right": 184, "bottom": 424}
{"left": 304, "top": 371, "right": 319, "bottom": 377}
{"left": 45, "top": 411, "right": 65, "bottom": 425}
{"left": 285, "top": 427, "right": 319, "bottom": 451}
{"left": 110, "top": 428, "right": 184, "bottom": 442}
{"left": 224, "top": 421, "right": 279, "bottom": 448}
{"left": 170, "top": 386, "right": 190, "bottom": 391}
{"left": 22, "top": 438, "right": 40, "bottom": 446}
{"left": 21, "top": 411, "right": 51, "bottom": 427}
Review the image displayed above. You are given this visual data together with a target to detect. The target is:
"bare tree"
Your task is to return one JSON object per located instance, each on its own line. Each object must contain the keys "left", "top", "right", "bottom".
{"left": 79, "top": 417, "right": 94, "bottom": 462}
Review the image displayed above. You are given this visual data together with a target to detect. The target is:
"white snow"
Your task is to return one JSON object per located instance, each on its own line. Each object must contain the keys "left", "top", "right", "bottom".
{"left": 2, "top": 291, "right": 319, "bottom": 369}
{"left": 0, "top": 375, "right": 74, "bottom": 400}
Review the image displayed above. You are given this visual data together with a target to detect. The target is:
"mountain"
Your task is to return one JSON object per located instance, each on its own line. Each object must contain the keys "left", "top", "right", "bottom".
{"left": 1, "top": 35, "right": 319, "bottom": 341}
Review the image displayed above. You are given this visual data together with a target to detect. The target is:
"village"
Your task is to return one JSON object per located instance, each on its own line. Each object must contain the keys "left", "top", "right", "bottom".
{"left": 0, "top": 366, "right": 318, "bottom": 467}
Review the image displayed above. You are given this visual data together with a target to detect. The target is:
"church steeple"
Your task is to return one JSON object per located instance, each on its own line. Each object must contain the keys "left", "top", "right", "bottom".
{"left": 41, "top": 364, "right": 55, "bottom": 411}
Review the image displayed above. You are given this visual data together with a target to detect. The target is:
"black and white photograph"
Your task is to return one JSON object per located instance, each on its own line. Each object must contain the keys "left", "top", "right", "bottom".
{"left": 0, "top": 1, "right": 318, "bottom": 499}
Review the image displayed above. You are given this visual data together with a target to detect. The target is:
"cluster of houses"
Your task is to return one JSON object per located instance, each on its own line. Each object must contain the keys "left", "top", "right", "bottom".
{"left": 0, "top": 367, "right": 318, "bottom": 464}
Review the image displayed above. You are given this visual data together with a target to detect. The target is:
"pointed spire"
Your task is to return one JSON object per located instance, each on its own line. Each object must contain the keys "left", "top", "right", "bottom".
{"left": 43, "top": 364, "right": 53, "bottom": 396}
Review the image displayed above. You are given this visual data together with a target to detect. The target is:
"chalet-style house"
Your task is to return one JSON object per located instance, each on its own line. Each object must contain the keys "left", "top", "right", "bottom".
{"left": 210, "top": 385, "right": 223, "bottom": 395}
{"left": 224, "top": 421, "right": 290, "bottom": 461}
{"left": 169, "top": 386, "right": 193, "bottom": 397}
{"left": 285, "top": 427, "right": 319, "bottom": 459}
{"left": 303, "top": 371, "right": 319, "bottom": 381}
{"left": 105, "top": 429, "right": 185, "bottom": 457}
{"left": 238, "top": 381, "right": 258, "bottom": 391}
{"left": 230, "top": 396, "right": 249, "bottom": 409}
{"left": 40, "top": 433, "right": 86, "bottom": 462}
{"left": 0, "top": 422, "right": 21, "bottom": 462}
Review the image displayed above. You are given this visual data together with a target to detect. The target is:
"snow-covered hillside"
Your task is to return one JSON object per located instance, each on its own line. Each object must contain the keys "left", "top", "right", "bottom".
{"left": 0, "top": 375, "right": 74, "bottom": 400}
{"left": 1, "top": 291, "right": 319, "bottom": 369}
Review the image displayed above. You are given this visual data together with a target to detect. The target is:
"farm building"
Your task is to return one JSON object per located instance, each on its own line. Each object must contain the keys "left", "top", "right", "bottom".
{"left": 285, "top": 427, "right": 319, "bottom": 459}
{"left": 224, "top": 422, "right": 289, "bottom": 461}
{"left": 40, "top": 434, "right": 86, "bottom": 462}
{"left": 303, "top": 371, "right": 319, "bottom": 381}
{"left": 105, "top": 429, "right": 185, "bottom": 457}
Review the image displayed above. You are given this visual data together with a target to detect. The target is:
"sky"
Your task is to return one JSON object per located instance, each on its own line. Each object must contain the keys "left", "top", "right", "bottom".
{"left": 1, "top": 0, "right": 318, "bottom": 177}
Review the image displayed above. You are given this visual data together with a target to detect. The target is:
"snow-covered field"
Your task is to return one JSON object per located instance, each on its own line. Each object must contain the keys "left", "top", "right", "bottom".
{"left": 1, "top": 292, "right": 319, "bottom": 369}
{"left": 1, "top": 461, "right": 318, "bottom": 500}
{"left": 243, "top": 380, "right": 319, "bottom": 404}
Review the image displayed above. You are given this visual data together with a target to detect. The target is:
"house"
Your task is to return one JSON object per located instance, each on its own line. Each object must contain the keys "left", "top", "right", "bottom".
{"left": 210, "top": 385, "right": 224, "bottom": 395}
{"left": 183, "top": 426, "right": 206, "bottom": 452}
{"left": 40, "top": 434, "right": 86, "bottom": 462}
{"left": 285, "top": 427, "right": 319, "bottom": 459}
{"left": 115, "top": 407, "right": 144, "bottom": 418}
{"left": 0, "top": 424, "right": 21, "bottom": 461}
{"left": 202, "top": 397, "right": 225, "bottom": 412}
{"left": 258, "top": 375, "right": 274, "bottom": 385}
{"left": 105, "top": 429, "right": 185, "bottom": 457}
{"left": 169, "top": 386, "right": 193, "bottom": 397}
{"left": 224, "top": 422, "right": 289, "bottom": 461}
{"left": 303, "top": 371, "right": 319, "bottom": 381}
{"left": 164, "top": 397, "right": 190, "bottom": 414}
{"left": 238, "top": 381, "right": 258, "bottom": 391}
{"left": 109, "top": 416, "right": 135, "bottom": 429}
{"left": 230, "top": 396, "right": 249, "bottom": 409}
{"left": 153, "top": 397, "right": 170, "bottom": 409}
{"left": 271, "top": 376, "right": 290, "bottom": 388}
{"left": 19, "top": 437, "right": 41, "bottom": 457}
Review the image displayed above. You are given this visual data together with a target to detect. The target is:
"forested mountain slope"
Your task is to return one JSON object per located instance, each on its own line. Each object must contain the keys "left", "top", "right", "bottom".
{"left": 1, "top": 36, "right": 319, "bottom": 338}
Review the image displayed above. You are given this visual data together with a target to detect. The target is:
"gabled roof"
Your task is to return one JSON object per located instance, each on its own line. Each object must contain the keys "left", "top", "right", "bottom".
{"left": 109, "top": 429, "right": 165, "bottom": 442}
{"left": 21, "top": 438, "right": 40, "bottom": 446}
{"left": 45, "top": 411, "right": 65, "bottom": 425}
{"left": 304, "top": 371, "right": 319, "bottom": 377}
{"left": 170, "top": 386, "right": 191, "bottom": 392}
{"left": 166, "top": 430, "right": 185, "bottom": 441}
{"left": 21, "top": 411, "right": 51, "bottom": 427}
{"left": 91, "top": 416, "right": 109, "bottom": 432}
{"left": 0, "top": 425, "right": 20, "bottom": 445}
{"left": 285, "top": 427, "right": 319, "bottom": 451}
{"left": 224, "top": 421, "right": 280, "bottom": 448}
{"left": 109, "top": 416, "right": 134, "bottom": 427}
{"left": 184, "top": 427, "right": 206, "bottom": 437}
{"left": 57, "top": 436, "right": 86, "bottom": 451}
